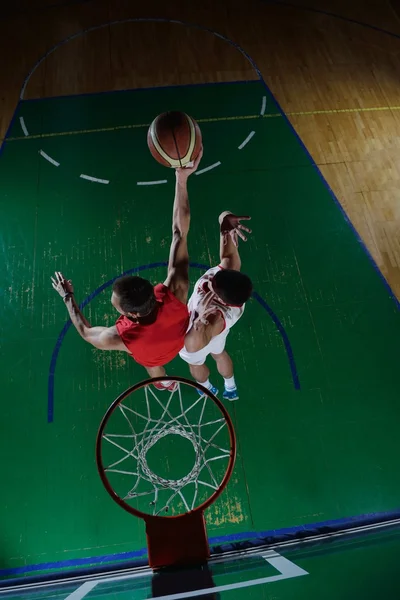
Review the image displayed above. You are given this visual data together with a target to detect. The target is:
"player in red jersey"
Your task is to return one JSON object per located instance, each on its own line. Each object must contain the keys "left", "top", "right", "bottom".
{"left": 51, "top": 149, "right": 203, "bottom": 391}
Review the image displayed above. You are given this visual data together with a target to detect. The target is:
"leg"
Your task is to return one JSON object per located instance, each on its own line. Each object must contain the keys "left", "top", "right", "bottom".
{"left": 211, "top": 350, "right": 233, "bottom": 378}
{"left": 189, "top": 362, "right": 219, "bottom": 396}
{"left": 211, "top": 350, "right": 239, "bottom": 401}
{"left": 146, "top": 365, "right": 178, "bottom": 392}
{"left": 189, "top": 363, "right": 210, "bottom": 384}
{"left": 146, "top": 365, "right": 166, "bottom": 378}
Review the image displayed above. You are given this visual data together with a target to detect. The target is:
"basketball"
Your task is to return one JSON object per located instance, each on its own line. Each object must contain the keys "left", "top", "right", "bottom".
{"left": 147, "top": 111, "right": 202, "bottom": 168}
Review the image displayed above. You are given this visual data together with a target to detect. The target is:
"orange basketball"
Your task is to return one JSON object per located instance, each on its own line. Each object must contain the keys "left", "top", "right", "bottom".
{"left": 147, "top": 111, "right": 202, "bottom": 168}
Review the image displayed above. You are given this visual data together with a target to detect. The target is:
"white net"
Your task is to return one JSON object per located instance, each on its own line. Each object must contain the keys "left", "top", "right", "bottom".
{"left": 100, "top": 381, "right": 234, "bottom": 517}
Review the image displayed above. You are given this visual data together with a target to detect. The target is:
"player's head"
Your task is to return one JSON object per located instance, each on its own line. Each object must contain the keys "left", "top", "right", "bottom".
{"left": 111, "top": 276, "right": 157, "bottom": 319}
{"left": 212, "top": 269, "right": 253, "bottom": 306}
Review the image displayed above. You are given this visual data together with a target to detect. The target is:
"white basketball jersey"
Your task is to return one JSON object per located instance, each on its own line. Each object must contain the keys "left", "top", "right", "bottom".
{"left": 188, "top": 266, "right": 245, "bottom": 332}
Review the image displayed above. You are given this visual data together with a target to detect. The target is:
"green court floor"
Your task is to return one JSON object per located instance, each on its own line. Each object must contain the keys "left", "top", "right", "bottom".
{"left": 2, "top": 526, "right": 400, "bottom": 598}
{"left": 1, "top": 80, "right": 400, "bottom": 578}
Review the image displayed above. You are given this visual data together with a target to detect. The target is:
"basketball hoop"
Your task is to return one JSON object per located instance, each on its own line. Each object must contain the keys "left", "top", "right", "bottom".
{"left": 96, "top": 376, "right": 236, "bottom": 570}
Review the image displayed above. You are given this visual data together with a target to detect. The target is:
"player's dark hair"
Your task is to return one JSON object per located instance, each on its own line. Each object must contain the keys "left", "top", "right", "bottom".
{"left": 112, "top": 276, "right": 157, "bottom": 316}
{"left": 213, "top": 269, "right": 253, "bottom": 306}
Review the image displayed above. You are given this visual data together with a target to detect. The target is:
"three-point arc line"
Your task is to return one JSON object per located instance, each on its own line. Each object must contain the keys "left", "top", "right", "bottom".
{"left": 48, "top": 261, "right": 300, "bottom": 423}
{"left": 195, "top": 161, "right": 221, "bottom": 175}
{"left": 260, "top": 96, "right": 267, "bottom": 116}
{"left": 20, "top": 94, "right": 264, "bottom": 185}
{"left": 137, "top": 179, "right": 167, "bottom": 186}
{"left": 19, "top": 116, "right": 29, "bottom": 136}
{"left": 238, "top": 131, "right": 255, "bottom": 150}
{"left": 80, "top": 174, "right": 109, "bottom": 184}
{"left": 40, "top": 150, "right": 60, "bottom": 167}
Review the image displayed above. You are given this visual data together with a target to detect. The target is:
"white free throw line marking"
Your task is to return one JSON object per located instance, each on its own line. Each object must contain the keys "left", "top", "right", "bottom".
{"left": 139, "top": 551, "right": 307, "bottom": 600}
{"left": 71, "top": 551, "right": 305, "bottom": 600}
{"left": 20, "top": 116, "right": 29, "bottom": 136}
{"left": 80, "top": 174, "right": 109, "bottom": 184}
{"left": 260, "top": 96, "right": 267, "bottom": 116}
{"left": 238, "top": 131, "right": 255, "bottom": 149}
{"left": 136, "top": 179, "right": 168, "bottom": 186}
{"left": 39, "top": 150, "right": 60, "bottom": 167}
{"left": 195, "top": 161, "right": 221, "bottom": 175}
{"left": 64, "top": 581, "right": 98, "bottom": 600}
{"left": 262, "top": 550, "right": 309, "bottom": 578}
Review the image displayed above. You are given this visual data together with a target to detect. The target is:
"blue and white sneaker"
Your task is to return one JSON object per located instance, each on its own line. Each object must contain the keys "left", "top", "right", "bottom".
{"left": 197, "top": 384, "right": 219, "bottom": 397}
{"left": 223, "top": 387, "right": 239, "bottom": 401}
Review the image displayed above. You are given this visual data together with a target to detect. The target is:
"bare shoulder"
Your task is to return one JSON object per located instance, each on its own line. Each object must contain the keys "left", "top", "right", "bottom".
{"left": 163, "top": 275, "right": 189, "bottom": 305}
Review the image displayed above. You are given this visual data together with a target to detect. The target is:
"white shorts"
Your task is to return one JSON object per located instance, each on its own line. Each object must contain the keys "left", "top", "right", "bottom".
{"left": 179, "top": 330, "right": 230, "bottom": 366}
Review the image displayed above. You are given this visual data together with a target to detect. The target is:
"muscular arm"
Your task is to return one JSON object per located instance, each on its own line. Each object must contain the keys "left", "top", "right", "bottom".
{"left": 163, "top": 173, "right": 190, "bottom": 304}
{"left": 184, "top": 312, "right": 225, "bottom": 353}
{"left": 64, "top": 295, "right": 129, "bottom": 352}
{"left": 164, "top": 147, "right": 203, "bottom": 304}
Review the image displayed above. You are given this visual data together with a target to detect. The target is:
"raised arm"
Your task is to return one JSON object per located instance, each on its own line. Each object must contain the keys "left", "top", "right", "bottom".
{"left": 51, "top": 272, "right": 128, "bottom": 352}
{"left": 164, "top": 147, "right": 203, "bottom": 304}
{"left": 219, "top": 211, "right": 252, "bottom": 271}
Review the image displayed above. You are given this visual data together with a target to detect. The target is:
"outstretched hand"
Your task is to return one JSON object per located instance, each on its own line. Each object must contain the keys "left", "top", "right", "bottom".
{"left": 51, "top": 271, "right": 74, "bottom": 299}
{"left": 219, "top": 212, "right": 252, "bottom": 247}
{"left": 175, "top": 146, "right": 203, "bottom": 179}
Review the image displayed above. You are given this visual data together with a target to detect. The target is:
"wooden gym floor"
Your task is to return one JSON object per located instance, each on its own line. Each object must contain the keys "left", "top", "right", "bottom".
{"left": 1, "top": 0, "right": 400, "bottom": 580}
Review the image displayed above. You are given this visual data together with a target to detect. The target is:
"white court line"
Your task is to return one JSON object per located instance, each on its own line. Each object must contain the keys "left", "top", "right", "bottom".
{"left": 60, "top": 551, "right": 306, "bottom": 600}
{"left": 80, "top": 174, "right": 109, "bottom": 184}
{"left": 238, "top": 131, "right": 255, "bottom": 149}
{"left": 19, "top": 116, "right": 29, "bottom": 136}
{"left": 260, "top": 96, "right": 267, "bottom": 116}
{"left": 195, "top": 161, "right": 221, "bottom": 175}
{"left": 137, "top": 179, "right": 168, "bottom": 186}
{"left": 39, "top": 150, "right": 60, "bottom": 167}
{"left": 262, "top": 550, "right": 308, "bottom": 578}
{"left": 64, "top": 581, "right": 98, "bottom": 600}
{"left": 136, "top": 551, "right": 307, "bottom": 600}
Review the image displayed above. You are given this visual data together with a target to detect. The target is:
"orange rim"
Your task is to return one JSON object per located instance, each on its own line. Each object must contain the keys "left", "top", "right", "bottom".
{"left": 95, "top": 376, "right": 237, "bottom": 522}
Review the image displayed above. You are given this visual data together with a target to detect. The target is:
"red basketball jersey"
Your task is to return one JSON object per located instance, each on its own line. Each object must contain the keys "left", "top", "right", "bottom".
{"left": 115, "top": 284, "right": 189, "bottom": 367}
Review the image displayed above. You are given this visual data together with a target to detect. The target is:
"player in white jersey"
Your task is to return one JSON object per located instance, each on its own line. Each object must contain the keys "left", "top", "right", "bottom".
{"left": 179, "top": 211, "right": 252, "bottom": 400}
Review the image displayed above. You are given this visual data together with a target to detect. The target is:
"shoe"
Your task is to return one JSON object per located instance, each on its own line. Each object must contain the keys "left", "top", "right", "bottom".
{"left": 197, "top": 384, "right": 219, "bottom": 397}
{"left": 223, "top": 387, "right": 239, "bottom": 401}
{"left": 153, "top": 380, "right": 179, "bottom": 392}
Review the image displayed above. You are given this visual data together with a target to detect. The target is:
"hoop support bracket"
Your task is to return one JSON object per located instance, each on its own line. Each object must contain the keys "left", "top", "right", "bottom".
{"left": 145, "top": 512, "right": 210, "bottom": 570}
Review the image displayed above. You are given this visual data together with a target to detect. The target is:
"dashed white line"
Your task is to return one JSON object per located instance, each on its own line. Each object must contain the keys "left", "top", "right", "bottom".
{"left": 39, "top": 150, "right": 60, "bottom": 167}
{"left": 136, "top": 179, "right": 168, "bottom": 186}
{"left": 260, "top": 96, "right": 267, "bottom": 116}
{"left": 195, "top": 161, "right": 221, "bottom": 175}
{"left": 80, "top": 174, "right": 109, "bottom": 184}
{"left": 238, "top": 131, "right": 255, "bottom": 150}
{"left": 20, "top": 116, "right": 29, "bottom": 136}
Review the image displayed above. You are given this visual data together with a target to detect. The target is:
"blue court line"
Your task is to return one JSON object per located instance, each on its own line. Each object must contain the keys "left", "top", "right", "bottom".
{"left": 1, "top": 508, "right": 399, "bottom": 580}
{"left": 48, "top": 262, "right": 299, "bottom": 423}
{"left": 257, "top": 3, "right": 400, "bottom": 312}
{"left": 3, "top": 15, "right": 398, "bottom": 583}
{"left": 19, "top": 18, "right": 264, "bottom": 100}
{"left": 15, "top": 13, "right": 399, "bottom": 310}
{"left": 21, "top": 79, "right": 261, "bottom": 104}
{"left": 0, "top": 101, "right": 21, "bottom": 154}
{"left": 266, "top": 0, "right": 400, "bottom": 40}
{"left": 48, "top": 261, "right": 165, "bottom": 423}
{"left": 252, "top": 292, "right": 300, "bottom": 389}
